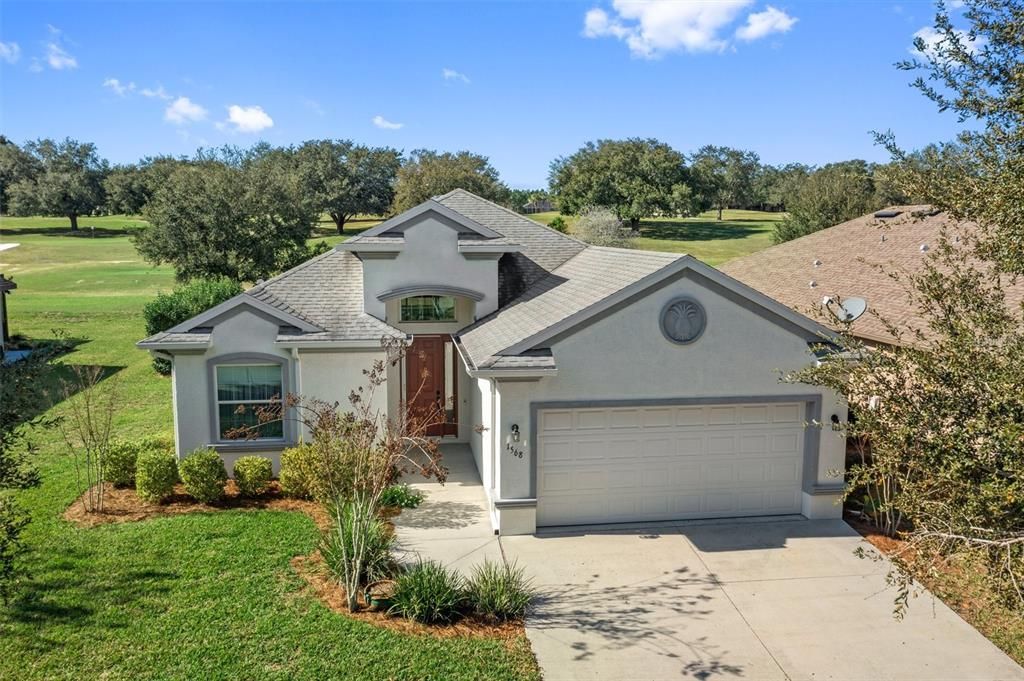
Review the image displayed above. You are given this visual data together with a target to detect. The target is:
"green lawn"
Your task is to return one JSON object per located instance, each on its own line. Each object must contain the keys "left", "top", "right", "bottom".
{"left": 0, "top": 217, "right": 538, "bottom": 680}
{"left": 527, "top": 209, "right": 784, "bottom": 266}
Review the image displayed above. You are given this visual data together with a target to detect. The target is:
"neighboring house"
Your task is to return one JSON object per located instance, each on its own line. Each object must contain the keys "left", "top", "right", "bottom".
{"left": 720, "top": 206, "right": 1024, "bottom": 347}
{"left": 139, "top": 189, "right": 847, "bottom": 535}
{"left": 521, "top": 198, "right": 554, "bottom": 214}
{"left": 0, "top": 273, "right": 17, "bottom": 359}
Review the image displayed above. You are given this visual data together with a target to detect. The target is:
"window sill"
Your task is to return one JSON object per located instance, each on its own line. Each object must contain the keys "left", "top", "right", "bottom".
{"left": 209, "top": 440, "right": 293, "bottom": 454}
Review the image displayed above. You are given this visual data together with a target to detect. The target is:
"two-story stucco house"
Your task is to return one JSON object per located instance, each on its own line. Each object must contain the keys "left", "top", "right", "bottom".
{"left": 138, "top": 189, "right": 847, "bottom": 535}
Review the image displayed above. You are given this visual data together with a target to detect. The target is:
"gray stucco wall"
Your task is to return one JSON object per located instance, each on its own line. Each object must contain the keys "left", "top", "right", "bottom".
{"left": 170, "top": 308, "right": 388, "bottom": 472}
{"left": 491, "top": 273, "right": 846, "bottom": 515}
{"left": 360, "top": 215, "right": 500, "bottom": 319}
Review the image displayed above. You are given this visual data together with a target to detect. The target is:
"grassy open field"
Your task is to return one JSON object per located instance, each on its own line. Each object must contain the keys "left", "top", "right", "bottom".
{"left": 526, "top": 209, "right": 784, "bottom": 266}
{"left": 0, "top": 216, "right": 538, "bottom": 680}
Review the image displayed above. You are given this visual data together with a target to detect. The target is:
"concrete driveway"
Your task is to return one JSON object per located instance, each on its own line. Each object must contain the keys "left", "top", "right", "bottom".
{"left": 502, "top": 519, "right": 1024, "bottom": 681}
{"left": 396, "top": 447, "right": 1023, "bottom": 681}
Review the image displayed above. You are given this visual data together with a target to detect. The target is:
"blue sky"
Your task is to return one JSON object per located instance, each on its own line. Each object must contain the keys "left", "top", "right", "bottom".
{"left": 0, "top": 1, "right": 967, "bottom": 188}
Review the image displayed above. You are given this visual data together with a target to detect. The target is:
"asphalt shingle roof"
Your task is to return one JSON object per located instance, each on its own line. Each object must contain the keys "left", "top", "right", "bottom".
{"left": 246, "top": 250, "right": 402, "bottom": 342}
{"left": 434, "top": 189, "right": 586, "bottom": 303}
{"left": 458, "top": 246, "right": 683, "bottom": 368}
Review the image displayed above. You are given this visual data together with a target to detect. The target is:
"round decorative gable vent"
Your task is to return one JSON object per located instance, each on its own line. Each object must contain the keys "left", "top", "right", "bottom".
{"left": 660, "top": 297, "right": 707, "bottom": 345}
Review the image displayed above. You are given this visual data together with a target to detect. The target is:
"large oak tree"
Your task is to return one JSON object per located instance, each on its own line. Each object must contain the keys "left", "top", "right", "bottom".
{"left": 297, "top": 140, "right": 401, "bottom": 234}
{"left": 6, "top": 138, "right": 108, "bottom": 230}
{"left": 549, "top": 138, "right": 691, "bottom": 228}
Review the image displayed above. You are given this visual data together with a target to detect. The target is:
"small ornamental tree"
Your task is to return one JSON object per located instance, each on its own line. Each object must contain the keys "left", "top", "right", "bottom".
{"left": 789, "top": 239, "right": 1024, "bottom": 612}
{"left": 229, "top": 336, "right": 447, "bottom": 611}
{"left": 58, "top": 366, "right": 123, "bottom": 514}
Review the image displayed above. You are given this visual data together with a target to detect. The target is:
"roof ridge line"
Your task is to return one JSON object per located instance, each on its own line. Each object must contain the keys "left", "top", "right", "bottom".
{"left": 440, "top": 188, "right": 589, "bottom": 248}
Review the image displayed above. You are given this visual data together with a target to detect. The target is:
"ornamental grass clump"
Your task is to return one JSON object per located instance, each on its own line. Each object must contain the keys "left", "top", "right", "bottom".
{"left": 178, "top": 448, "right": 227, "bottom": 503}
{"left": 320, "top": 499, "right": 397, "bottom": 586}
{"left": 390, "top": 560, "right": 466, "bottom": 624}
{"left": 233, "top": 456, "right": 273, "bottom": 497}
{"left": 465, "top": 559, "right": 535, "bottom": 621}
{"left": 136, "top": 451, "right": 179, "bottom": 503}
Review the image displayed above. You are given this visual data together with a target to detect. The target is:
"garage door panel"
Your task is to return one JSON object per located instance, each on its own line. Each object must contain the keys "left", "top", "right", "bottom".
{"left": 675, "top": 407, "right": 705, "bottom": 426}
{"left": 609, "top": 409, "right": 641, "bottom": 429}
{"left": 643, "top": 408, "right": 674, "bottom": 428}
{"left": 574, "top": 410, "right": 608, "bottom": 430}
{"left": 772, "top": 403, "right": 802, "bottom": 423}
{"left": 537, "top": 401, "right": 807, "bottom": 527}
{"left": 739, "top": 434, "right": 769, "bottom": 454}
{"left": 707, "top": 435, "right": 735, "bottom": 455}
{"left": 642, "top": 437, "right": 674, "bottom": 458}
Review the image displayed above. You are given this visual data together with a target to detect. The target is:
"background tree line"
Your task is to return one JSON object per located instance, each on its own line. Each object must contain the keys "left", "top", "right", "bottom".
{"left": 0, "top": 132, "right": 916, "bottom": 282}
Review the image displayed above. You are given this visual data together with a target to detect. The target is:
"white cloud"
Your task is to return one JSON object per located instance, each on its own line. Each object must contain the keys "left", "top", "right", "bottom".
{"left": 164, "top": 96, "right": 208, "bottom": 124}
{"left": 442, "top": 68, "right": 470, "bottom": 83}
{"left": 0, "top": 42, "right": 21, "bottom": 64}
{"left": 45, "top": 42, "right": 77, "bottom": 69}
{"left": 584, "top": 1, "right": 799, "bottom": 57}
{"left": 224, "top": 104, "right": 274, "bottom": 133}
{"left": 735, "top": 6, "right": 797, "bottom": 41}
{"left": 911, "top": 25, "right": 980, "bottom": 57}
{"left": 140, "top": 85, "right": 172, "bottom": 100}
{"left": 103, "top": 77, "right": 135, "bottom": 96}
{"left": 372, "top": 115, "right": 403, "bottom": 130}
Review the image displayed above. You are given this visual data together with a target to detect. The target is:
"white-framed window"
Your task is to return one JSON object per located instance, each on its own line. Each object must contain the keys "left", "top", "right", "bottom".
{"left": 214, "top": 364, "right": 284, "bottom": 440}
{"left": 400, "top": 295, "right": 456, "bottom": 322}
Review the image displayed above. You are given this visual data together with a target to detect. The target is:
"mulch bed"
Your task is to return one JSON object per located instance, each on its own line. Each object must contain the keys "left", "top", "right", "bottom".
{"left": 291, "top": 553, "right": 526, "bottom": 641}
{"left": 64, "top": 480, "right": 328, "bottom": 528}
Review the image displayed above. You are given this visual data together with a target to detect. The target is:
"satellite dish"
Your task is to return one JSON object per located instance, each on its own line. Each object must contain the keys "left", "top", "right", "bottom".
{"left": 825, "top": 296, "right": 867, "bottom": 323}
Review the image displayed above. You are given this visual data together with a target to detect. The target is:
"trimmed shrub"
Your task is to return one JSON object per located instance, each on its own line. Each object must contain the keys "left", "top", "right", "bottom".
{"left": 390, "top": 560, "right": 466, "bottom": 624}
{"left": 178, "top": 448, "right": 228, "bottom": 503}
{"left": 465, "top": 559, "right": 535, "bottom": 621}
{"left": 105, "top": 435, "right": 173, "bottom": 488}
{"left": 320, "top": 503, "right": 397, "bottom": 586}
{"left": 279, "top": 444, "right": 317, "bottom": 499}
{"left": 379, "top": 483, "right": 424, "bottom": 509}
{"left": 547, "top": 215, "right": 568, "bottom": 233}
{"left": 136, "top": 451, "right": 179, "bottom": 503}
{"left": 143, "top": 278, "right": 243, "bottom": 374}
{"left": 233, "top": 456, "right": 273, "bottom": 497}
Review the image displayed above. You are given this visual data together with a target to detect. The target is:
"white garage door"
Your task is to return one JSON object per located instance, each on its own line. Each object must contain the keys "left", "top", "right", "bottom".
{"left": 536, "top": 402, "right": 806, "bottom": 527}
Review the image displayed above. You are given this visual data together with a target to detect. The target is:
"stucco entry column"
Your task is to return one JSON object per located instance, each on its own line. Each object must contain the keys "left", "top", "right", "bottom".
{"left": 492, "top": 378, "right": 540, "bottom": 535}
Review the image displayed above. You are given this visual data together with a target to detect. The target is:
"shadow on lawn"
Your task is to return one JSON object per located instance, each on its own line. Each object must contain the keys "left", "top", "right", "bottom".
{"left": 5, "top": 554, "right": 178, "bottom": 652}
{"left": 639, "top": 219, "right": 765, "bottom": 243}
{"left": 0, "top": 227, "right": 138, "bottom": 238}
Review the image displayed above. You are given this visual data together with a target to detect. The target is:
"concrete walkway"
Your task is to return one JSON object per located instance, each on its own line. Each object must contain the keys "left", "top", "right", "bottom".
{"left": 394, "top": 445, "right": 1024, "bottom": 681}
{"left": 393, "top": 443, "right": 502, "bottom": 575}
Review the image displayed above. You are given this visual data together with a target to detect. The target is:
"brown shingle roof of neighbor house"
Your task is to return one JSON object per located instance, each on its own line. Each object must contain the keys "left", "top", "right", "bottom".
{"left": 719, "top": 206, "right": 1024, "bottom": 346}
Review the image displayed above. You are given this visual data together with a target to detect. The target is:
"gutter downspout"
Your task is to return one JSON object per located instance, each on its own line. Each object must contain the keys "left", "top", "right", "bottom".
{"left": 489, "top": 377, "right": 499, "bottom": 530}
{"left": 291, "top": 347, "right": 302, "bottom": 442}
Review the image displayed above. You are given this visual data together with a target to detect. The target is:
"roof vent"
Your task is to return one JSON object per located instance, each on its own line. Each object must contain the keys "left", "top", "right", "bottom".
{"left": 874, "top": 210, "right": 902, "bottom": 219}
{"left": 880, "top": 234, "right": 887, "bottom": 243}
{"left": 920, "top": 244, "right": 930, "bottom": 252}
{"left": 256, "top": 278, "right": 265, "bottom": 285}
{"left": 813, "top": 259, "right": 822, "bottom": 267}
{"left": 809, "top": 280, "right": 817, "bottom": 288}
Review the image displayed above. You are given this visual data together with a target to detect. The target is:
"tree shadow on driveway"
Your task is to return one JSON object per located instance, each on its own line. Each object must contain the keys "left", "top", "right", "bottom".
{"left": 527, "top": 561, "right": 745, "bottom": 679}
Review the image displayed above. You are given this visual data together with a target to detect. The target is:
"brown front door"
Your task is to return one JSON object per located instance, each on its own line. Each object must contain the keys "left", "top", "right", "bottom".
{"left": 405, "top": 335, "right": 458, "bottom": 437}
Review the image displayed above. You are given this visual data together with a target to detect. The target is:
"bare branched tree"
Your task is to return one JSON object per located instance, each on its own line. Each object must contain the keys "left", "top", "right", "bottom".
{"left": 59, "top": 366, "right": 123, "bottom": 514}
